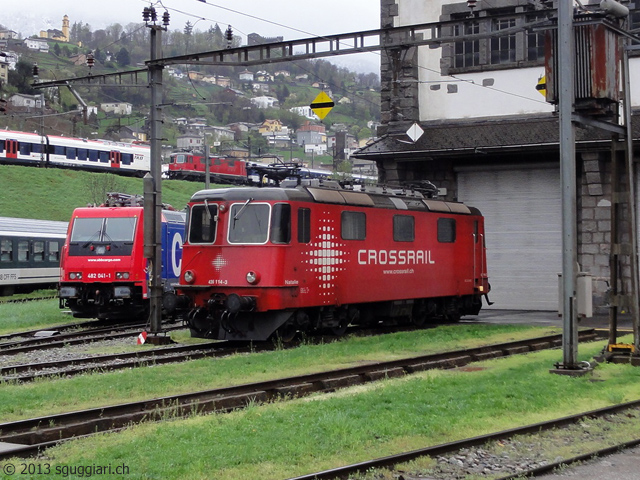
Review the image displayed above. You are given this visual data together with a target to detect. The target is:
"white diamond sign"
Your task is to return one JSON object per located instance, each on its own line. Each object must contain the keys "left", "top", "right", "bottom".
{"left": 406, "top": 123, "right": 424, "bottom": 143}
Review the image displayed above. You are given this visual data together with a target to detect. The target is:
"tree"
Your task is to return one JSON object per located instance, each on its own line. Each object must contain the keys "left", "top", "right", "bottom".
{"left": 7, "top": 60, "right": 37, "bottom": 94}
{"left": 116, "top": 47, "right": 131, "bottom": 67}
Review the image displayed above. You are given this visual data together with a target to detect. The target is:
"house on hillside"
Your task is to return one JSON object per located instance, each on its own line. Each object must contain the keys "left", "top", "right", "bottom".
{"left": 100, "top": 102, "right": 132, "bottom": 115}
{"left": 239, "top": 70, "right": 254, "bottom": 82}
{"left": 0, "top": 30, "right": 17, "bottom": 40}
{"left": 8, "top": 94, "right": 43, "bottom": 110}
{"left": 25, "top": 38, "right": 49, "bottom": 52}
{"left": 258, "top": 119, "right": 283, "bottom": 134}
{"left": 290, "top": 106, "right": 319, "bottom": 120}
{"left": 177, "top": 134, "right": 203, "bottom": 151}
{"left": 251, "top": 96, "right": 279, "bottom": 109}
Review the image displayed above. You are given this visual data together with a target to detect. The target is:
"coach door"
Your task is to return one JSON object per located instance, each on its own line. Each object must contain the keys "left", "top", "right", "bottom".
{"left": 110, "top": 151, "right": 121, "bottom": 169}
{"left": 5, "top": 139, "right": 17, "bottom": 159}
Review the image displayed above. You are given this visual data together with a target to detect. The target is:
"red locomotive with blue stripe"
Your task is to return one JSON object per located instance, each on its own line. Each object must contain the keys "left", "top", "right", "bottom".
{"left": 177, "top": 178, "right": 490, "bottom": 341}
{"left": 58, "top": 194, "right": 185, "bottom": 321}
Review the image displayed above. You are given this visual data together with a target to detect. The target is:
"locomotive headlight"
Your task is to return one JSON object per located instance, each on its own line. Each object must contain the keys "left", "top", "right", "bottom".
{"left": 69, "top": 272, "right": 83, "bottom": 280}
{"left": 184, "top": 270, "right": 195, "bottom": 284}
{"left": 116, "top": 272, "right": 130, "bottom": 280}
{"left": 246, "top": 271, "right": 260, "bottom": 285}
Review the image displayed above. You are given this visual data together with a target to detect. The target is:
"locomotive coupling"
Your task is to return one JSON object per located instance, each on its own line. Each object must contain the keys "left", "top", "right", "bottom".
{"left": 225, "top": 293, "right": 256, "bottom": 314}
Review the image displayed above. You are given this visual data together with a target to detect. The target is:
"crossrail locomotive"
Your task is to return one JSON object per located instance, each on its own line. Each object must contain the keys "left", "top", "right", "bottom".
{"left": 177, "top": 177, "right": 490, "bottom": 341}
{"left": 58, "top": 194, "right": 185, "bottom": 321}
{"left": 0, "top": 129, "right": 150, "bottom": 177}
{"left": 0, "top": 217, "right": 68, "bottom": 296}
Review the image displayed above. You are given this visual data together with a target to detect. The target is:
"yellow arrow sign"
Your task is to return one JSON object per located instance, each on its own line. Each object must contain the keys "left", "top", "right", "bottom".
{"left": 535, "top": 75, "right": 546, "bottom": 98}
{"left": 310, "top": 91, "right": 334, "bottom": 120}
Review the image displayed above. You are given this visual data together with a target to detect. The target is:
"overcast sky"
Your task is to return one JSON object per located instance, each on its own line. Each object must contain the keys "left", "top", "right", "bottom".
{"left": 3, "top": 0, "right": 381, "bottom": 73}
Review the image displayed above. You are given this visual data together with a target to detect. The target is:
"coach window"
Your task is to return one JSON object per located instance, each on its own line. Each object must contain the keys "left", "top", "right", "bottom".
{"left": 298, "top": 208, "right": 311, "bottom": 243}
{"left": 88, "top": 150, "right": 98, "bottom": 162}
{"left": 53, "top": 145, "right": 65, "bottom": 155}
{"left": 189, "top": 203, "right": 218, "bottom": 244}
{"left": 342, "top": 211, "right": 366, "bottom": 240}
{"left": 66, "top": 148, "right": 76, "bottom": 160}
{"left": 437, "top": 218, "right": 457, "bottom": 243}
{"left": 17, "top": 240, "right": 29, "bottom": 262}
{"left": 393, "top": 215, "right": 415, "bottom": 242}
{"left": 33, "top": 241, "right": 45, "bottom": 262}
{"left": 77, "top": 149, "right": 88, "bottom": 160}
{"left": 270, "top": 203, "right": 291, "bottom": 244}
{"left": 48, "top": 241, "right": 60, "bottom": 262}
{"left": 1, "top": 239, "right": 11, "bottom": 262}
{"left": 229, "top": 203, "right": 270, "bottom": 244}
{"left": 99, "top": 151, "right": 109, "bottom": 163}
{"left": 19, "top": 143, "right": 32, "bottom": 155}
{"left": 122, "top": 153, "right": 133, "bottom": 165}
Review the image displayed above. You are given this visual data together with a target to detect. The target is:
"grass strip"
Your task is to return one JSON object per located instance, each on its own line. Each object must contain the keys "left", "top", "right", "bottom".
{"left": 0, "top": 324, "right": 556, "bottom": 421}
{"left": 13, "top": 339, "right": 640, "bottom": 480}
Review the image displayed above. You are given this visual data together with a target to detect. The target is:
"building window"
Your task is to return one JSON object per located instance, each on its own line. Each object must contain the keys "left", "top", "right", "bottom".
{"left": 491, "top": 17, "right": 516, "bottom": 65}
{"left": 443, "top": 4, "right": 550, "bottom": 74}
{"left": 453, "top": 21, "right": 480, "bottom": 68}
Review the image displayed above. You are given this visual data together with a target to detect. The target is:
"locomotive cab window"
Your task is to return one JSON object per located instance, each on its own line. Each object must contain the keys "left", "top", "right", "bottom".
{"left": 393, "top": 215, "right": 415, "bottom": 242}
{"left": 341, "top": 211, "right": 366, "bottom": 240}
{"left": 270, "top": 203, "right": 291, "bottom": 244}
{"left": 437, "top": 218, "right": 457, "bottom": 243}
{"left": 228, "top": 202, "right": 269, "bottom": 244}
{"left": 298, "top": 208, "right": 311, "bottom": 243}
{"left": 189, "top": 203, "right": 218, "bottom": 244}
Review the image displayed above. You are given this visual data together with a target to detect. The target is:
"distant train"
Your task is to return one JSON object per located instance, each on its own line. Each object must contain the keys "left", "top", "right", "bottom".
{"left": 0, "top": 129, "right": 150, "bottom": 176}
{"left": 58, "top": 194, "right": 186, "bottom": 321}
{"left": 0, "top": 217, "right": 68, "bottom": 296}
{"left": 167, "top": 152, "right": 376, "bottom": 185}
{"left": 176, "top": 176, "right": 490, "bottom": 341}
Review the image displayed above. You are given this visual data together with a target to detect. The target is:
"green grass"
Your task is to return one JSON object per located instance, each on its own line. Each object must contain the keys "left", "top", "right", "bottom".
{"left": 0, "top": 324, "right": 556, "bottom": 422}
{"left": 11, "top": 338, "right": 640, "bottom": 480}
{"left": 0, "top": 165, "right": 216, "bottom": 222}
{"left": 0, "top": 298, "right": 69, "bottom": 335}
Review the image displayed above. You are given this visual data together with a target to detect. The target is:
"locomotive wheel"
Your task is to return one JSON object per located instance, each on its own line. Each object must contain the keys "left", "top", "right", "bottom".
{"left": 330, "top": 319, "right": 349, "bottom": 336}
{"left": 274, "top": 322, "right": 297, "bottom": 343}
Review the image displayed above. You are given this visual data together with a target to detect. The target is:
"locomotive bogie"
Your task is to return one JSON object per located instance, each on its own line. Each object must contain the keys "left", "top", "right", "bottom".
{"left": 179, "top": 184, "right": 490, "bottom": 341}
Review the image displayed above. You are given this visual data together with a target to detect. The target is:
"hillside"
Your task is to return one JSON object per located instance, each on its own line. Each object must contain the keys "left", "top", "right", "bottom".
{"left": 0, "top": 165, "right": 208, "bottom": 222}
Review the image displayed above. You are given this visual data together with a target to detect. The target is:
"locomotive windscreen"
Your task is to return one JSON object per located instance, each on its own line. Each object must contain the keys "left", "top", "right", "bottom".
{"left": 229, "top": 203, "right": 269, "bottom": 244}
{"left": 67, "top": 216, "right": 137, "bottom": 256}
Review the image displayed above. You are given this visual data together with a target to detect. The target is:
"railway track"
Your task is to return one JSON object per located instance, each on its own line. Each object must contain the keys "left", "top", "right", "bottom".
{"left": 0, "top": 329, "right": 605, "bottom": 460}
{"left": 289, "top": 402, "right": 640, "bottom": 480}
{"left": 0, "top": 341, "right": 272, "bottom": 382}
{"left": 0, "top": 322, "right": 184, "bottom": 355}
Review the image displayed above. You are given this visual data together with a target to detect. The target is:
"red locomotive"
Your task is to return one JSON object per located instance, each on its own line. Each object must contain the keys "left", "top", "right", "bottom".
{"left": 167, "top": 152, "right": 248, "bottom": 183}
{"left": 178, "top": 177, "right": 490, "bottom": 341}
{"left": 58, "top": 194, "right": 186, "bottom": 321}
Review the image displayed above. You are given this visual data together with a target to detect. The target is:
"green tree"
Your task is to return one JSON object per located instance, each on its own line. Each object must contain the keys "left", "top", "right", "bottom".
{"left": 115, "top": 47, "right": 131, "bottom": 67}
